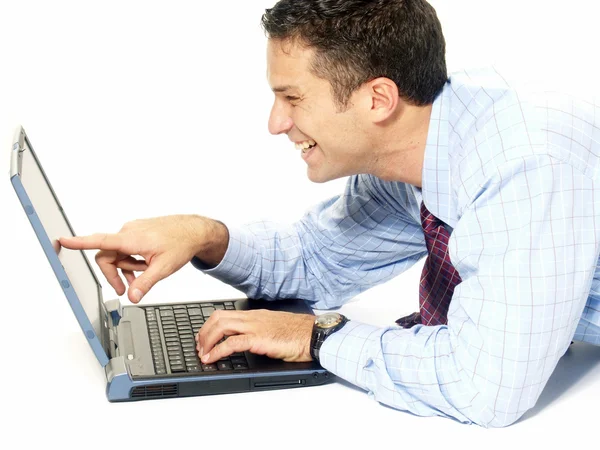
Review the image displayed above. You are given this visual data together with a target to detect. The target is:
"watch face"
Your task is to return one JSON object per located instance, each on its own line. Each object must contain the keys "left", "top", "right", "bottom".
{"left": 316, "top": 313, "right": 343, "bottom": 329}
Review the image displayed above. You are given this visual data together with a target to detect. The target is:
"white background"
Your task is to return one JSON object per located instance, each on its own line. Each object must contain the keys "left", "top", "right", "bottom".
{"left": 1, "top": 1, "right": 599, "bottom": 448}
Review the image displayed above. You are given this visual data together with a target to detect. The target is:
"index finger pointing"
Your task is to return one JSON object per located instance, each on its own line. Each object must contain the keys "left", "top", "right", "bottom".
{"left": 59, "top": 233, "right": 123, "bottom": 251}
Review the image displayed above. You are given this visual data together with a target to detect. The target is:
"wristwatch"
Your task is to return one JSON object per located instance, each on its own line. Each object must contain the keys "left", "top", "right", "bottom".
{"left": 310, "top": 312, "right": 349, "bottom": 362}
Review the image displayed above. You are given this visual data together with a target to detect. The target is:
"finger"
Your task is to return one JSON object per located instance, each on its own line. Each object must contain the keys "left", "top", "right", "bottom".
{"left": 196, "top": 310, "right": 245, "bottom": 348}
{"left": 59, "top": 233, "right": 123, "bottom": 251}
{"left": 201, "top": 335, "right": 251, "bottom": 364}
{"left": 126, "top": 255, "right": 171, "bottom": 303}
{"left": 115, "top": 256, "right": 148, "bottom": 272}
{"left": 94, "top": 250, "right": 126, "bottom": 296}
{"left": 197, "top": 316, "right": 249, "bottom": 358}
{"left": 122, "top": 269, "right": 136, "bottom": 286}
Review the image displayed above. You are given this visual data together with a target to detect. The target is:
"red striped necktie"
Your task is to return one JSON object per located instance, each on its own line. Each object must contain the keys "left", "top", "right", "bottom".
{"left": 396, "top": 202, "right": 462, "bottom": 328}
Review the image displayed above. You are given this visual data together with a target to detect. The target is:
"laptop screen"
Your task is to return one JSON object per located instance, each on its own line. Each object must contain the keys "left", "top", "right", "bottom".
{"left": 17, "top": 137, "right": 104, "bottom": 348}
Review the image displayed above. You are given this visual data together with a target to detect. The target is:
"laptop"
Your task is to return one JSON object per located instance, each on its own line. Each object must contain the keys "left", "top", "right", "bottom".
{"left": 9, "top": 126, "right": 334, "bottom": 402}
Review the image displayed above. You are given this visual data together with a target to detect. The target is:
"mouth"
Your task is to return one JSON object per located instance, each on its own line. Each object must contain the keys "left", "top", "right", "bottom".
{"left": 294, "top": 139, "right": 317, "bottom": 154}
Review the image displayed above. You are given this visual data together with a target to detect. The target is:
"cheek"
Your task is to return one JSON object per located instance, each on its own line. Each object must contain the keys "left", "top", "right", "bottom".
{"left": 295, "top": 102, "right": 358, "bottom": 147}
{"left": 324, "top": 119, "right": 356, "bottom": 147}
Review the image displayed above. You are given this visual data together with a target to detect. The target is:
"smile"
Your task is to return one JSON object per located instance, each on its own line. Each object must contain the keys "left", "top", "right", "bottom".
{"left": 294, "top": 139, "right": 317, "bottom": 153}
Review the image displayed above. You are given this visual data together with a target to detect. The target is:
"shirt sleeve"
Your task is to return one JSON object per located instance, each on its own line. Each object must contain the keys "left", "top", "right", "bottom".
{"left": 320, "top": 154, "right": 600, "bottom": 428}
{"left": 192, "top": 174, "right": 427, "bottom": 309}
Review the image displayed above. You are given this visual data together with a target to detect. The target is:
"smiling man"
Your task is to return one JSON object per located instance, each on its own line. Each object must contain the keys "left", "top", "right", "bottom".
{"left": 60, "top": 0, "right": 600, "bottom": 427}
{"left": 266, "top": 38, "right": 433, "bottom": 185}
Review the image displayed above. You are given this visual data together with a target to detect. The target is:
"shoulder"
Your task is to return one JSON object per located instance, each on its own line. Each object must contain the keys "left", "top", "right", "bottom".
{"left": 447, "top": 67, "right": 600, "bottom": 212}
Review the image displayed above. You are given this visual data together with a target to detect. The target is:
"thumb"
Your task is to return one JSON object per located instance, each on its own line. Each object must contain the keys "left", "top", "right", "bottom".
{"left": 127, "top": 257, "right": 171, "bottom": 303}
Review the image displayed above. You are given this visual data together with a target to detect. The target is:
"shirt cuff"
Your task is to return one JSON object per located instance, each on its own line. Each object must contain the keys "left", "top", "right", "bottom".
{"left": 319, "top": 320, "right": 392, "bottom": 388}
{"left": 190, "top": 226, "right": 258, "bottom": 287}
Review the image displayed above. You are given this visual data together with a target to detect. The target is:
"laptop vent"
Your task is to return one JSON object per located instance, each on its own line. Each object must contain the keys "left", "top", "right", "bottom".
{"left": 131, "top": 384, "right": 178, "bottom": 399}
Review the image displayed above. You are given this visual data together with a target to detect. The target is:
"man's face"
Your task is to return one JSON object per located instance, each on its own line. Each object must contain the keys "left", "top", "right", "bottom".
{"left": 266, "top": 39, "right": 367, "bottom": 183}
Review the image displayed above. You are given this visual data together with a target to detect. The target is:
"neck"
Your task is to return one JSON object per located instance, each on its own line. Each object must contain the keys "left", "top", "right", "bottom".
{"left": 366, "top": 103, "right": 432, "bottom": 187}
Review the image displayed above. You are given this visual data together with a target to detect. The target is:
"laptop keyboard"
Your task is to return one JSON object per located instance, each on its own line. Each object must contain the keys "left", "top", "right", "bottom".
{"left": 144, "top": 302, "right": 249, "bottom": 375}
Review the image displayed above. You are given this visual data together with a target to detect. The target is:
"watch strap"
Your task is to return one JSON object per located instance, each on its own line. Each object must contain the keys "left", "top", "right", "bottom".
{"left": 310, "top": 314, "right": 348, "bottom": 362}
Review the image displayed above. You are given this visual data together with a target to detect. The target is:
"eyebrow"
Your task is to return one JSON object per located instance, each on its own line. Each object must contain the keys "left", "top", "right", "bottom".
{"left": 271, "top": 85, "right": 299, "bottom": 94}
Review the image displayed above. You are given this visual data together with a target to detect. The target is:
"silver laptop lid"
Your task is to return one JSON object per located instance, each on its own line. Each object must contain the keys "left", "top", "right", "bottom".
{"left": 10, "top": 126, "right": 110, "bottom": 366}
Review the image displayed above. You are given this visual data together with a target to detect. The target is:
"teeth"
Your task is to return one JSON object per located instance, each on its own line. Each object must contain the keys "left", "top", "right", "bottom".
{"left": 294, "top": 139, "right": 317, "bottom": 151}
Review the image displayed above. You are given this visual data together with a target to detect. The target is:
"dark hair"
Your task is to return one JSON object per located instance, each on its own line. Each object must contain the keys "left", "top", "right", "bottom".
{"left": 261, "top": 0, "right": 447, "bottom": 110}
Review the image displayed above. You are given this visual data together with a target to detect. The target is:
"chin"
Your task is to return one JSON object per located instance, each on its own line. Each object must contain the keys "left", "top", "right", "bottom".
{"left": 306, "top": 168, "right": 344, "bottom": 184}
{"left": 306, "top": 170, "right": 327, "bottom": 183}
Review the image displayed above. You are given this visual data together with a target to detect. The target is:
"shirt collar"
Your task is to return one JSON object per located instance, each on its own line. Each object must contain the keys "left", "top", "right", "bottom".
{"left": 420, "top": 80, "right": 457, "bottom": 228}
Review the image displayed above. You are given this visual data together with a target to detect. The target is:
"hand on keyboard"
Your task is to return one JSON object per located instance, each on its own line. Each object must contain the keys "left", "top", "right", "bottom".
{"left": 196, "top": 309, "right": 315, "bottom": 364}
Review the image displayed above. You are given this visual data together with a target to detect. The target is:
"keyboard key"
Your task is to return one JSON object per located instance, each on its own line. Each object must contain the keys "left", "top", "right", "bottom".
{"left": 202, "top": 307, "right": 215, "bottom": 317}
{"left": 217, "top": 361, "right": 233, "bottom": 371}
{"left": 201, "top": 363, "right": 218, "bottom": 372}
{"left": 187, "top": 308, "right": 203, "bottom": 316}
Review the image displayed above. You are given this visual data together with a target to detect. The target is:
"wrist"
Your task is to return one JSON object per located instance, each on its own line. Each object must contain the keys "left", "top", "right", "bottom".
{"left": 281, "top": 314, "right": 318, "bottom": 363}
{"left": 191, "top": 216, "right": 229, "bottom": 268}
{"left": 301, "top": 315, "right": 315, "bottom": 362}
{"left": 309, "top": 313, "right": 349, "bottom": 362}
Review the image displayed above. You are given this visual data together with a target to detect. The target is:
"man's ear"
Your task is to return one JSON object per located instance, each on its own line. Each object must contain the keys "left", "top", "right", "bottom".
{"left": 365, "top": 77, "right": 401, "bottom": 123}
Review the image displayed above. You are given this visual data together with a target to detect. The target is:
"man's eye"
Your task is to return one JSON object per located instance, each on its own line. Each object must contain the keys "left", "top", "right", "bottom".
{"left": 286, "top": 96, "right": 300, "bottom": 103}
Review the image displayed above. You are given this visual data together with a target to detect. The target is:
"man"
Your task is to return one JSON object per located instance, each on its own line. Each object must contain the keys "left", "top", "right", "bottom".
{"left": 59, "top": 0, "right": 600, "bottom": 427}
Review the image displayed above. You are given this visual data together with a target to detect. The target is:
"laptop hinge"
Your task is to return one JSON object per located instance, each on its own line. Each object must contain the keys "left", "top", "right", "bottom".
{"left": 104, "top": 299, "right": 123, "bottom": 359}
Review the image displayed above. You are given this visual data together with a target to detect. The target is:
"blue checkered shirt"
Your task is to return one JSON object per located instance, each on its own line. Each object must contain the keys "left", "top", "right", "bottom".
{"left": 195, "top": 67, "right": 600, "bottom": 427}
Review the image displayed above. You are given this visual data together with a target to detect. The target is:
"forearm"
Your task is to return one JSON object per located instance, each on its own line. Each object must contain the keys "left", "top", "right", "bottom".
{"left": 193, "top": 175, "right": 427, "bottom": 307}
{"left": 319, "top": 321, "right": 480, "bottom": 424}
{"left": 195, "top": 219, "right": 425, "bottom": 308}
{"left": 194, "top": 223, "right": 345, "bottom": 305}
{"left": 319, "top": 314, "right": 573, "bottom": 428}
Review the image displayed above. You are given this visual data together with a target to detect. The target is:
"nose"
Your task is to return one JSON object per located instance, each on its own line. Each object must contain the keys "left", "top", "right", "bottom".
{"left": 268, "top": 101, "right": 294, "bottom": 135}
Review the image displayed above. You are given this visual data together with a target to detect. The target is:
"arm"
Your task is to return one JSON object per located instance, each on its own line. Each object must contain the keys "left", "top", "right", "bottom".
{"left": 319, "top": 154, "right": 599, "bottom": 427}
{"left": 194, "top": 174, "right": 427, "bottom": 309}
